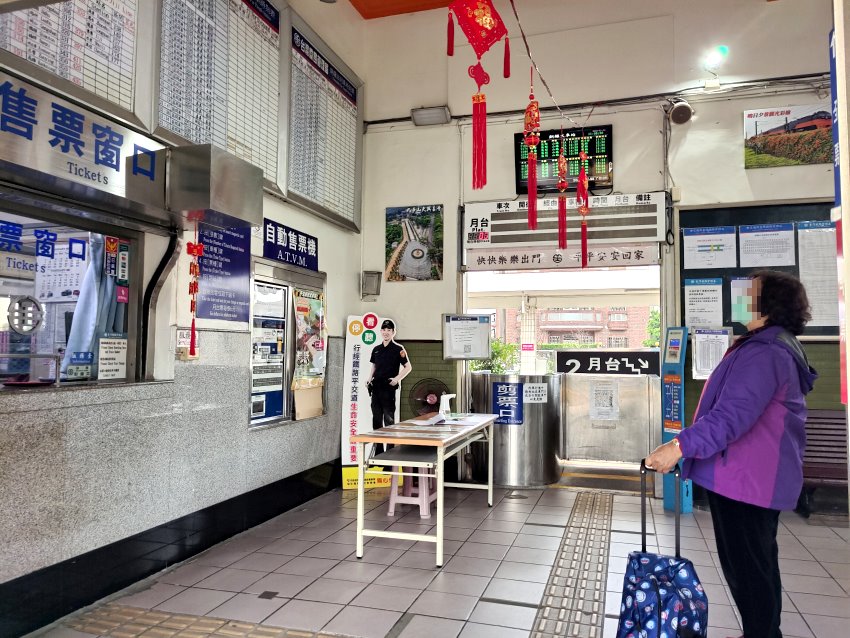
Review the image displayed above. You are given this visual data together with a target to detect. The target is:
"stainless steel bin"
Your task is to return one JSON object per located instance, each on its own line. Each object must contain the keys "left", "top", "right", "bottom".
{"left": 470, "top": 373, "right": 563, "bottom": 487}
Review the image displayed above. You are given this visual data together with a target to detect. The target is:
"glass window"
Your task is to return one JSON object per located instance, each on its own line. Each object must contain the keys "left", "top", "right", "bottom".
{"left": 548, "top": 334, "right": 561, "bottom": 343}
{"left": 1, "top": 212, "right": 135, "bottom": 386}
{"left": 609, "top": 313, "right": 628, "bottom": 321}
{"left": 608, "top": 336, "right": 629, "bottom": 348}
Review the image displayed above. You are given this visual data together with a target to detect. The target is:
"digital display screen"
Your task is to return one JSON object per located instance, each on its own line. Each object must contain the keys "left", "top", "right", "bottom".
{"left": 514, "top": 125, "right": 613, "bottom": 195}
{"left": 669, "top": 339, "right": 680, "bottom": 347}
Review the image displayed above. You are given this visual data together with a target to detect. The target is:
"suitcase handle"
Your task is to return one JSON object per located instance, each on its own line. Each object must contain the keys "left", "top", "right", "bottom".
{"left": 640, "top": 459, "right": 681, "bottom": 558}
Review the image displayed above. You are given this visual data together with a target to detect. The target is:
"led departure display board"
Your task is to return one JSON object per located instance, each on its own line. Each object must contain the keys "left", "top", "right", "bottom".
{"left": 514, "top": 125, "right": 613, "bottom": 195}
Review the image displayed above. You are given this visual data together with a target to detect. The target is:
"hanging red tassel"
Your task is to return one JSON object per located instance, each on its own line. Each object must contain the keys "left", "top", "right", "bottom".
{"left": 447, "top": 11, "right": 454, "bottom": 56}
{"left": 523, "top": 68, "right": 540, "bottom": 230}
{"left": 472, "top": 92, "right": 487, "bottom": 189}
{"left": 189, "top": 317, "right": 197, "bottom": 356}
{"left": 503, "top": 37, "right": 510, "bottom": 78}
{"left": 557, "top": 135, "right": 568, "bottom": 249}
{"left": 576, "top": 150, "right": 591, "bottom": 268}
{"left": 527, "top": 151, "right": 537, "bottom": 229}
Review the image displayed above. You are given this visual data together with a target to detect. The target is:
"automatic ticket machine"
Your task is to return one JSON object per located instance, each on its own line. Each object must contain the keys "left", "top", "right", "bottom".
{"left": 661, "top": 327, "right": 693, "bottom": 513}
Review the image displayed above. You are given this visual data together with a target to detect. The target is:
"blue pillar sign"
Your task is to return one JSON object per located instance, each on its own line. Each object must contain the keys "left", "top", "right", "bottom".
{"left": 661, "top": 327, "right": 692, "bottom": 513}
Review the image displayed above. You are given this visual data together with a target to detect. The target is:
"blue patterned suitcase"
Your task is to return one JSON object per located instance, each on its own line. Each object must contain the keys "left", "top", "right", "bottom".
{"left": 615, "top": 462, "right": 709, "bottom": 638}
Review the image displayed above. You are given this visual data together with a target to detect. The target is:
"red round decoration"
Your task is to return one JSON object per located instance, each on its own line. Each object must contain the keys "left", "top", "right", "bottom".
{"left": 449, "top": 0, "right": 508, "bottom": 60}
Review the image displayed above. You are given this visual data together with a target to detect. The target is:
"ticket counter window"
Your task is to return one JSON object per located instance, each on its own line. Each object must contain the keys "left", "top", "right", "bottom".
{"left": 0, "top": 212, "right": 134, "bottom": 386}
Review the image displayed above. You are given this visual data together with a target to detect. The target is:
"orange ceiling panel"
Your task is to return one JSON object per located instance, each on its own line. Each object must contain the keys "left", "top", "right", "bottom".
{"left": 348, "top": 0, "right": 451, "bottom": 20}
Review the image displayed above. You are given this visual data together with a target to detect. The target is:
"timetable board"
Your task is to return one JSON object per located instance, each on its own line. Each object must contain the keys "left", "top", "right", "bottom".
{"left": 0, "top": 0, "right": 137, "bottom": 110}
{"left": 286, "top": 24, "right": 360, "bottom": 227}
{"left": 158, "top": 0, "right": 279, "bottom": 179}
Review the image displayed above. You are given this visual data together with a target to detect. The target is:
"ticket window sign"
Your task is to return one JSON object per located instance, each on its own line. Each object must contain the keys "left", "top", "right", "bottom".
{"left": 493, "top": 382, "right": 523, "bottom": 424}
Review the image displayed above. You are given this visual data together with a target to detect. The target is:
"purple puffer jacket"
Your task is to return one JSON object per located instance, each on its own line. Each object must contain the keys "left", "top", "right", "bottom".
{"left": 677, "top": 325, "right": 818, "bottom": 511}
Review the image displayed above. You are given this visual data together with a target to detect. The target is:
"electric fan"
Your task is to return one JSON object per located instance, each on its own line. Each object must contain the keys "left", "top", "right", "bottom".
{"left": 408, "top": 378, "right": 450, "bottom": 415}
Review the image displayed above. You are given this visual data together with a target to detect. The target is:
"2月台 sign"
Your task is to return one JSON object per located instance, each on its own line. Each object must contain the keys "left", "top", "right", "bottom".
{"left": 556, "top": 350, "right": 660, "bottom": 376}
{"left": 340, "top": 313, "right": 398, "bottom": 489}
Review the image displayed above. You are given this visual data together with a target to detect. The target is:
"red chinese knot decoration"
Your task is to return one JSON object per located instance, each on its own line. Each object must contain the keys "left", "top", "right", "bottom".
{"left": 523, "top": 70, "right": 540, "bottom": 230}
{"left": 557, "top": 132, "right": 568, "bottom": 249}
{"left": 186, "top": 222, "right": 204, "bottom": 356}
{"left": 576, "top": 150, "right": 591, "bottom": 268}
{"left": 447, "top": 0, "right": 509, "bottom": 190}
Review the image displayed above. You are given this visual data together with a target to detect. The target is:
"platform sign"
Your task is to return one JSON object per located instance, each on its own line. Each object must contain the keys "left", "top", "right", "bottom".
{"left": 556, "top": 350, "right": 660, "bottom": 376}
{"left": 661, "top": 327, "right": 692, "bottom": 513}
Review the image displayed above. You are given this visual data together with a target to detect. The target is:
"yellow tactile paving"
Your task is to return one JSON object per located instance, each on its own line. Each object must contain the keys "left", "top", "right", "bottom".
{"left": 63, "top": 604, "right": 349, "bottom": 638}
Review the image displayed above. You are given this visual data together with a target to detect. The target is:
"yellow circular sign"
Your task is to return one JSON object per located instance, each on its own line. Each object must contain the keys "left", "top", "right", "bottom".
{"left": 348, "top": 320, "right": 364, "bottom": 336}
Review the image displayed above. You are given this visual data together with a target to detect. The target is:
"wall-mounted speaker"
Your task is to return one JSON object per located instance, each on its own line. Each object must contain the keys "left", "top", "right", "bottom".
{"left": 668, "top": 99, "right": 694, "bottom": 125}
{"left": 360, "top": 271, "right": 382, "bottom": 299}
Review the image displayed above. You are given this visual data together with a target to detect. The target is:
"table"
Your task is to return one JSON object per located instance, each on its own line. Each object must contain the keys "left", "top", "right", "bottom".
{"left": 350, "top": 413, "right": 497, "bottom": 567}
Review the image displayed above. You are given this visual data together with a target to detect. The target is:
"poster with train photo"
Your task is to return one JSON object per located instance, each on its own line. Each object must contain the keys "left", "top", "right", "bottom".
{"left": 384, "top": 204, "right": 444, "bottom": 282}
{"left": 743, "top": 102, "right": 833, "bottom": 169}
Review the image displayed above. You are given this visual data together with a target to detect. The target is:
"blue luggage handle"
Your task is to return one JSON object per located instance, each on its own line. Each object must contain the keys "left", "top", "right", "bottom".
{"left": 640, "top": 459, "right": 681, "bottom": 558}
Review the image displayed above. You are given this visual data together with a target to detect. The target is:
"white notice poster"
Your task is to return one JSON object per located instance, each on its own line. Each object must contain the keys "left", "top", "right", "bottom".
{"left": 98, "top": 338, "right": 127, "bottom": 380}
{"left": 589, "top": 379, "right": 619, "bottom": 421}
{"left": 684, "top": 279, "right": 723, "bottom": 328}
{"left": 523, "top": 383, "right": 548, "bottom": 403}
{"left": 683, "top": 227, "right": 737, "bottom": 270}
{"left": 443, "top": 315, "right": 491, "bottom": 359}
{"left": 692, "top": 328, "right": 731, "bottom": 380}
{"left": 797, "top": 221, "right": 839, "bottom": 327}
{"left": 739, "top": 223, "right": 795, "bottom": 268}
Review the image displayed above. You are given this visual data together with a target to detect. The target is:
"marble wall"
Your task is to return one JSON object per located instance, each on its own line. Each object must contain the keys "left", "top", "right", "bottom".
{"left": 0, "top": 334, "right": 344, "bottom": 584}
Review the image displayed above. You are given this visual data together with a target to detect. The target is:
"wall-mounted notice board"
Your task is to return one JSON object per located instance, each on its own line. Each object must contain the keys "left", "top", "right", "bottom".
{"left": 443, "top": 315, "right": 492, "bottom": 360}
{"left": 679, "top": 203, "right": 837, "bottom": 337}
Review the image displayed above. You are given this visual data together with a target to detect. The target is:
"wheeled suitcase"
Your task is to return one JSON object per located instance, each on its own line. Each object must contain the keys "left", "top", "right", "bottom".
{"left": 615, "top": 461, "right": 709, "bottom": 638}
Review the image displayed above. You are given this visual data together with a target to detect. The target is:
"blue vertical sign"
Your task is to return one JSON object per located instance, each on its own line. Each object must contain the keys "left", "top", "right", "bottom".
{"left": 831, "top": 28, "right": 841, "bottom": 207}
{"left": 661, "top": 327, "right": 691, "bottom": 514}
{"left": 197, "top": 226, "right": 251, "bottom": 322}
{"left": 492, "top": 382, "right": 523, "bottom": 424}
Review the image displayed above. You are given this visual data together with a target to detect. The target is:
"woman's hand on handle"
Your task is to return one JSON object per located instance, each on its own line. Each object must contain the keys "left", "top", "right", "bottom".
{"left": 645, "top": 439, "right": 683, "bottom": 474}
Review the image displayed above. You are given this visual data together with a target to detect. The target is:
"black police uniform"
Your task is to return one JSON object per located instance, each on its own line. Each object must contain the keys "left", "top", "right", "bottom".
{"left": 369, "top": 340, "right": 407, "bottom": 452}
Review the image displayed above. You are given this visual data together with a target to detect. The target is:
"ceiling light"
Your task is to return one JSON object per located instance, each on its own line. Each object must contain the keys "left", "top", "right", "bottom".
{"left": 703, "top": 45, "right": 729, "bottom": 72}
{"left": 411, "top": 106, "right": 452, "bottom": 126}
{"left": 319, "top": 0, "right": 336, "bottom": 3}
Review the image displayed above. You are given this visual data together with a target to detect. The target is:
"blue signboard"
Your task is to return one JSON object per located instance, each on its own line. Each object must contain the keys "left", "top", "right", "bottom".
{"left": 492, "top": 382, "right": 523, "bottom": 424}
{"left": 197, "top": 226, "right": 251, "bottom": 322}
{"left": 262, "top": 218, "right": 319, "bottom": 271}
{"left": 831, "top": 29, "right": 841, "bottom": 207}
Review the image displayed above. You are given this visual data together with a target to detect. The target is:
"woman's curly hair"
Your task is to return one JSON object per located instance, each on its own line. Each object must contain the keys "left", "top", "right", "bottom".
{"left": 752, "top": 270, "right": 811, "bottom": 335}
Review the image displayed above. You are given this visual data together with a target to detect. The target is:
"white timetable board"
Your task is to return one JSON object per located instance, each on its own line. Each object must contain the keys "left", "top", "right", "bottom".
{"left": 158, "top": 0, "right": 279, "bottom": 179}
{"left": 0, "top": 0, "right": 137, "bottom": 110}
{"left": 443, "top": 315, "right": 492, "bottom": 360}
{"left": 285, "top": 15, "right": 362, "bottom": 230}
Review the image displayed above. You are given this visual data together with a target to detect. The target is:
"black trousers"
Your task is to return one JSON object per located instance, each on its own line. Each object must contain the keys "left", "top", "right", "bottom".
{"left": 370, "top": 384, "right": 396, "bottom": 455}
{"left": 707, "top": 489, "right": 782, "bottom": 638}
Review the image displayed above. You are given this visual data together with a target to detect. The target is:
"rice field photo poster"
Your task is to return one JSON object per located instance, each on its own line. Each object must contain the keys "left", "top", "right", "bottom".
{"left": 384, "top": 204, "right": 444, "bottom": 282}
{"left": 744, "top": 103, "right": 833, "bottom": 169}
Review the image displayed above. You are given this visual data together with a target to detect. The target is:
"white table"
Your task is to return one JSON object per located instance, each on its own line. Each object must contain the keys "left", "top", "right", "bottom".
{"left": 350, "top": 413, "right": 497, "bottom": 566}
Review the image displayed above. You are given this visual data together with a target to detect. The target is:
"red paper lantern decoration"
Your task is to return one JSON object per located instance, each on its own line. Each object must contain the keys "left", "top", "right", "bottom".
{"left": 576, "top": 150, "right": 591, "bottom": 268}
{"left": 523, "top": 69, "right": 540, "bottom": 230}
{"left": 557, "top": 132, "right": 568, "bottom": 250}
{"left": 447, "top": 0, "right": 509, "bottom": 190}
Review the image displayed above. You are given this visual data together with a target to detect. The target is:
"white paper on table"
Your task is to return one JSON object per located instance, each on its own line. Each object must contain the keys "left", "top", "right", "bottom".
{"left": 739, "top": 223, "right": 795, "bottom": 268}
{"left": 798, "top": 222, "right": 839, "bottom": 327}
{"left": 684, "top": 278, "right": 723, "bottom": 328}
{"left": 692, "top": 328, "right": 731, "bottom": 380}
{"left": 683, "top": 227, "right": 737, "bottom": 270}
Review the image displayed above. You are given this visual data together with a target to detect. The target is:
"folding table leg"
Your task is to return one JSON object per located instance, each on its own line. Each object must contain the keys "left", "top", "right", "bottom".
{"left": 436, "top": 449, "right": 445, "bottom": 566}
{"left": 356, "top": 442, "right": 365, "bottom": 558}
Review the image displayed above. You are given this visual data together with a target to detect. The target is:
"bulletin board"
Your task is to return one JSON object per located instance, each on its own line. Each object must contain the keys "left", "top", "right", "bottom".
{"left": 442, "top": 315, "right": 492, "bottom": 360}
{"left": 678, "top": 203, "right": 837, "bottom": 337}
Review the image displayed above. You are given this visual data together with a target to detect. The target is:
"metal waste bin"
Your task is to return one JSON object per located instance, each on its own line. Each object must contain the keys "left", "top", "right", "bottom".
{"left": 470, "top": 372, "right": 563, "bottom": 487}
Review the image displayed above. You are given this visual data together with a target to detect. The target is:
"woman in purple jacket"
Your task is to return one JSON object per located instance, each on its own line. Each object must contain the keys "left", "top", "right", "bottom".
{"left": 646, "top": 270, "right": 817, "bottom": 638}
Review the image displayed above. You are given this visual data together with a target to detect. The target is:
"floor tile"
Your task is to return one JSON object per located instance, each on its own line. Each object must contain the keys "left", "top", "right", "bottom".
{"left": 443, "top": 555, "right": 501, "bottom": 577}
{"left": 456, "top": 541, "right": 510, "bottom": 561}
{"left": 345, "top": 546, "right": 406, "bottom": 565}
{"left": 468, "top": 600, "right": 537, "bottom": 630}
{"left": 322, "top": 605, "right": 402, "bottom": 638}
{"left": 393, "top": 549, "right": 443, "bottom": 570}
{"left": 494, "top": 561, "right": 553, "bottom": 583}
{"left": 789, "top": 591, "right": 850, "bottom": 617}
{"left": 459, "top": 622, "right": 536, "bottom": 638}
{"left": 158, "top": 563, "right": 221, "bottom": 587}
{"left": 322, "top": 560, "right": 387, "bottom": 583}
{"left": 503, "top": 546, "right": 557, "bottom": 566}
{"left": 806, "top": 613, "right": 848, "bottom": 638}
{"left": 194, "top": 567, "right": 266, "bottom": 592}
{"left": 399, "top": 615, "right": 464, "bottom": 638}
{"left": 467, "top": 530, "right": 517, "bottom": 545}
{"left": 512, "top": 534, "right": 561, "bottom": 551}
{"left": 351, "top": 583, "right": 421, "bottom": 612}
{"left": 115, "top": 582, "right": 185, "bottom": 609}
{"left": 264, "top": 599, "right": 343, "bottom": 631}
{"left": 259, "top": 538, "right": 318, "bottom": 556}
{"left": 227, "top": 552, "right": 292, "bottom": 572}
{"left": 275, "top": 556, "right": 339, "bottom": 577}
{"left": 191, "top": 548, "right": 253, "bottom": 568}
{"left": 374, "top": 566, "right": 437, "bottom": 589}
{"left": 296, "top": 577, "right": 367, "bottom": 604}
{"left": 301, "top": 542, "right": 355, "bottom": 560}
{"left": 782, "top": 573, "right": 846, "bottom": 596}
{"left": 483, "top": 577, "right": 545, "bottom": 606}
{"left": 427, "top": 571, "right": 491, "bottom": 597}
{"left": 153, "top": 587, "right": 235, "bottom": 615}
{"left": 409, "top": 590, "right": 479, "bottom": 620}
{"left": 207, "top": 592, "right": 287, "bottom": 623}
{"left": 242, "top": 573, "right": 315, "bottom": 598}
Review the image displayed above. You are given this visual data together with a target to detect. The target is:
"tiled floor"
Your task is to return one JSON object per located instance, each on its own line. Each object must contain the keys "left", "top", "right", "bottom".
{"left": 45, "top": 485, "right": 850, "bottom": 638}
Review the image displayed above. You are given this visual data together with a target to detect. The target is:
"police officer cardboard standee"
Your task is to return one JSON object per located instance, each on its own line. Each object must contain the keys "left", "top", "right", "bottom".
{"left": 366, "top": 319, "right": 412, "bottom": 454}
